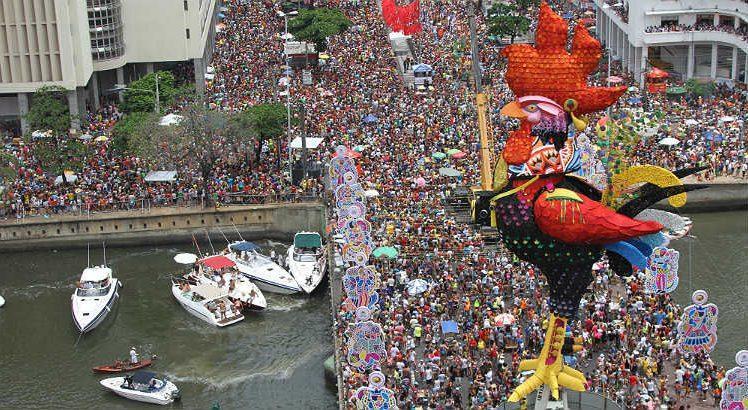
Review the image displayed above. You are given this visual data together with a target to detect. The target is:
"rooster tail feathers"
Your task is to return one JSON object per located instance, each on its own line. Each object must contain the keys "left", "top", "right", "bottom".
{"left": 618, "top": 184, "right": 706, "bottom": 217}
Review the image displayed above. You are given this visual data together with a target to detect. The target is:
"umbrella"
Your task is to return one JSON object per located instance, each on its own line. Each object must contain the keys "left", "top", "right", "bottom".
{"left": 438, "top": 167, "right": 462, "bottom": 177}
{"left": 495, "top": 313, "right": 516, "bottom": 327}
{"left": 94, "top": 135, "right": 108, "bottom": 142}
{"left": 452, "top": 151, "right": 467, "bottom": 159}
{"left": 606, "top": 76, "right": 623, "bottom": 84}
{"left": 372, "top": 246, "right": 398, "bottom": 259}
{"left": 441, "top": 320, "right": 459, "bottom": 334}
{"left": 658, "top": 137, "right": 680, "bottom": 146}
{"left": 431, "top": 152, "right": 446, "bottom": 160}
{"left": 414, "top": 177, "right": 426, "bottom": 187}
{"left": 230, "top": 241, "right": 260, "bottom": 252}
{"left": 406, "top": 279, "right": 430, "bottom": 295}
{"left": 362, "top": 114, "right": 378, "bottom": 124}
{"left": 627, "top": 86, "right": 638, "bottom": 92}
{"left": 626, "top": 97, "right": 641, "bottom": 104}
{"left": 583, "top": 10, "right": 595, "bottom": 15}
{"left": 353, "top": 145, "right": 366, "bottom": 152}
{"left": 684, "top": 119, "right": 699, "bottom": 126}
{"left": 445, "top": 148, "right": 461, "bottom": 156}
{"left": 364, "top": 189, "right": 379, "bottom": 198}
{"left": 200, "top": 255, "right": 235, "bottom": 270}
{"left": 331, "top": 148, "right": 362, "bottom": 159}
{"left": 174, "top": 253, "right": 198, "bottom": 264}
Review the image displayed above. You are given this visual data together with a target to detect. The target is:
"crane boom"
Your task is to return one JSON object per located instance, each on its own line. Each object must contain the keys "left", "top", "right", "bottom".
{"left": 468, "top": 1, "right": 493, "bottom": 191}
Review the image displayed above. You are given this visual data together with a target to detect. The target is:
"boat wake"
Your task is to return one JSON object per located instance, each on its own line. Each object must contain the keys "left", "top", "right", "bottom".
{"left": 3, "top": 280, "right": 76, "bottom": 299}
{"left": 264, "top": 297, "right": 308, "bottom": 312}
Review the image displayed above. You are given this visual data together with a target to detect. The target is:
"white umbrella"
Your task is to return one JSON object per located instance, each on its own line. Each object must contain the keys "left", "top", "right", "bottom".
{"left": 684, "top": 119, "right": 699, "bottom": 126}
{"left": 406, "top": 279, "right": 430, "bottom": 295}
{"left": 173, "top": 253, "right": 198, "bottom": 264}
{"left": 658, "top": 137, "right": 680, "bottom": 146}
{"left": 364, "top": 189, "right": 379, "bottom": 198}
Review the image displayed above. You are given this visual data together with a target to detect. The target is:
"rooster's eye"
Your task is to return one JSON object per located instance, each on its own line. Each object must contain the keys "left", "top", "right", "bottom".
{"left": 564, "top": 99, "right": 578, "bottom": 112}
{"left": 525, "top": 104, "right": 538, "bottom": 112}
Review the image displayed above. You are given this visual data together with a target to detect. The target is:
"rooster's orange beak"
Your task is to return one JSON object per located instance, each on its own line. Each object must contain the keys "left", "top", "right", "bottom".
{"left": 500, "top": 101, "right": 527, "bottom": 118}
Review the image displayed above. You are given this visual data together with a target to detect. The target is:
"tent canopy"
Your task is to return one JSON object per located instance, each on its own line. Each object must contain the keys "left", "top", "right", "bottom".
{"left": 230, "top": 241, "right": 260, "bottom": 252}
{"left": 441, "top": 320, "right": 459, "bottom": 334}
{"left": 413, "top": 63, "right": 433, "bottom": 73}
{"left": 290, "top": 137, "right": 324, "bottom": 149}
{"left": 144, "top": 171, "right": 177, "bottom": 183}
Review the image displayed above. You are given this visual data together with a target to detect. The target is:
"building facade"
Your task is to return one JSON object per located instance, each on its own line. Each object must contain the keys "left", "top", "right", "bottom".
{"left": 595, "top": 0, "right": 748, "bottom": 86}
{"left": 0, "top": 0, "right": 218, "bottom": 133}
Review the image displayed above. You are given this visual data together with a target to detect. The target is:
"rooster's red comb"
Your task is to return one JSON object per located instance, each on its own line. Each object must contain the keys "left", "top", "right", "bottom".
{"left": 501, "top": 2, "right": 625, "bottom": 114}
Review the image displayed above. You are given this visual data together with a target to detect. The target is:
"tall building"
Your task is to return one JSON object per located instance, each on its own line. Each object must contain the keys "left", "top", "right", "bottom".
{"left": 0, "top": 0, "right": 218, "bottom": 133}
{"left": 595, "top": 0, "right": 747, "bottom": 86}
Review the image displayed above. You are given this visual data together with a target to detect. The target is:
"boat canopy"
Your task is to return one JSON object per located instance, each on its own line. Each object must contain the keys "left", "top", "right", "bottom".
{"left": 230, "top": 241, "right": 260, "bottom": 252}
{"left": 294, "top": 232, "right": 322, "bottom": 248}
{"left": 131, "top": 371, "right": 157, "bottom": 385}
{"left": 191, "top": 284, "right": 226, "bottom": 300}
{"left": 200, "top": 255, "right": 235, "bottom": 270}
{"left": 80, "top": 266, "right": 112, "bottom": 282}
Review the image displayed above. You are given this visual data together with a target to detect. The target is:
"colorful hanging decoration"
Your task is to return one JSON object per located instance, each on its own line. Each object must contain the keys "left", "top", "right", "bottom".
{"left": 353, "top": 371, "right": 397, "bottom": 409}
{"left": 643, "top": 246, "right": 679, "bottom": 294}
{"left": 342, "top": 266, "right": 380, "bottom": 311}
{"left": 677, "top": 290, "right": 719, "bottom": 356}
{"left": 573, "top": 134, "right": 607, "bottom": 191}
{"left": 381, "top": 0, "right": 422, "bottom": 35}
{"left": 490, "top": 2, "right": 701, "bottom": 403}
{"left": 721, "top": 350, "right": 748, "bottom": 410}
{"left": 344, "top": 307, "right": 387, "bottom": 372}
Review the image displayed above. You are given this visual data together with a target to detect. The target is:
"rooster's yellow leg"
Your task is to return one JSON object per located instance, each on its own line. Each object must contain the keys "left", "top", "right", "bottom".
{"left": 508, "top": 314, "right": 587, "bottom": 402}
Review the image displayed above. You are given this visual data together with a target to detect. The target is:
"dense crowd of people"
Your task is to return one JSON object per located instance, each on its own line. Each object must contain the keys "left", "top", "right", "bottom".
{"left": 645, "top": 22, "right": 748, "bottom": 42}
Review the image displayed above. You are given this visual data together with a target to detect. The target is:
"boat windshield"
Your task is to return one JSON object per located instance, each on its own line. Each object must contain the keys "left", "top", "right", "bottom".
{"left": 293, "top": 252, "right": 317, "bottom": 262}
{"left": 76, "top": 280, "right": 110, "bottom": 297}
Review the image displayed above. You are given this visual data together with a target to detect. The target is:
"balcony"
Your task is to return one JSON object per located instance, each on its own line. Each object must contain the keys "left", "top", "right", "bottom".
{"left": 643, "top": 29, "right": 748, "bottom": 54}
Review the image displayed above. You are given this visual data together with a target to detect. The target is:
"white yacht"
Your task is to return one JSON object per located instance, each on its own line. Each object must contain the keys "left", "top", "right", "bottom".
{"left": 286, "top": 232, "right": 327, "bottom": 294}
{"left": 100, "top": 371, "right": 180, "bottom": 405}
{"left": 171, "top": 281, "right": 245, "bottom": 327}
{"left": 0, "top": 295, "right": 5, "bottom": 308}
{"left": 71, "top": 266, "right": 121, "bottom": 333}
{"left": 225, "top": 241, "right": 302, "bottom": 295}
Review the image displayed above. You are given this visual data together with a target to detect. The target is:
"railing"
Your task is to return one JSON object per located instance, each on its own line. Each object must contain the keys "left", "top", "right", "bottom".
{"left": 0, "top": 192, "right": 323, "bottom": 224}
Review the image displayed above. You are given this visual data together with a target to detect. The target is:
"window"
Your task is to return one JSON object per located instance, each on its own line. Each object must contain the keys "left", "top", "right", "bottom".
{"left": 660, "top": 16, "right": 678, "bottom": 28}
{"left": 186, "top": 28, "right": 190, "bottom": 39}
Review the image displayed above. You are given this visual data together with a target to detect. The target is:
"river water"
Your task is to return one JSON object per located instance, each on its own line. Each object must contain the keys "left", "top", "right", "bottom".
{"left": 0, "top": 212, "right": 745, "bottom": 408}
{"left": 0, "top": 241, "right": 337, "bottom": 410}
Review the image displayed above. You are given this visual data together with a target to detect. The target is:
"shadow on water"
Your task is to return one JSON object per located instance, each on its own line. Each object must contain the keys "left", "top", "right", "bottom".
{"left": 0, "top": 241, "right": 336, "bottom": 409}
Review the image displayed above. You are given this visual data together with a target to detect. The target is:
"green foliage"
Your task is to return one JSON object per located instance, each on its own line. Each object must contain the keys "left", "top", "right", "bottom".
{"left": 487, "top": 3, "right": 532, "bottom": 44}
{"left": 684, "top": 79, "right": 715, "bottom": 97}
{"left": 32, "top": 138, "right": 88, "bottom": 183}
{"left": 0, "top": 152, "right": 19, "bottom": 188}
{"left": 288, "top": 8, "right": 352, "bottom": 52}
{"left": 231, "top": 103, "right": 289, "bottom": 166}
{"left": 25, "top": 86, "right": 71, "bottom": 137}
{"left": 112, "top": 111, "right": 160, "bottom": 153}
{"left": 122, "top": 71, "right": 177, "bottom": 113}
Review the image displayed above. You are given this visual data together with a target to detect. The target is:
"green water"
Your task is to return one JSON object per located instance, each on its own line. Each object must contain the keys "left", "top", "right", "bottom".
{"left": 0, "top": 242, "right": 336, "bottom": 409}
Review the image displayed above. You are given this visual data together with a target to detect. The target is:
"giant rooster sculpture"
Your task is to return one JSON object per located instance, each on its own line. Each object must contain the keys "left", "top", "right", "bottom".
{"left": 489, "top": 2, "right": 702, "bottom": 402}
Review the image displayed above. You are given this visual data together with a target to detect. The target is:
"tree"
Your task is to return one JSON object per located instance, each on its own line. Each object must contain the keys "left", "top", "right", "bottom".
{"left": 684, "top": 79, "right": 715, "bottom": 97}
{"left": 25, "top": 86, "right": 71, "bottom": 136}
{"left": 32, "top": 138, "right": 88, "bottom": 185}
{"left": 0, "top": 152, "right": 19, "bottom": 187}
{"left": 288, "top": 8, "right": 352, "bottom": 52}
{"left": 230, "top": 103, "right": 289, "bottom": 168}
{"left": 112, "top": 111, "right": 161, "bottom": 153}
{"left": 487, "top": 3, "right": 532, "bottom": 44}
{"left": 122, "top": 71, "right": 177, "bottom": 114}
{"left": 128, "top": 101, "right": 231, "bottom": 203}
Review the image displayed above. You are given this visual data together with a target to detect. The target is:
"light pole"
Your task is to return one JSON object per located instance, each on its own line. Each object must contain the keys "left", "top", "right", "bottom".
{"left": 278, "top": 10, "right": 298, "bottom": 188}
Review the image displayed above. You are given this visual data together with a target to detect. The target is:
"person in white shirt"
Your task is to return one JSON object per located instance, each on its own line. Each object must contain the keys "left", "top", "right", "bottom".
{"left": 129, "top": 347, "right": 138, "bottom": 364}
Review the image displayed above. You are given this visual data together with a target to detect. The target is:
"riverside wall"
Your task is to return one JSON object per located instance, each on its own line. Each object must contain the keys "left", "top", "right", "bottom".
{"left": 655, "top": 183, "right": 748, "bottom": 213}
{"left": 0, "top": 203, "right": 326, "bottom": 252}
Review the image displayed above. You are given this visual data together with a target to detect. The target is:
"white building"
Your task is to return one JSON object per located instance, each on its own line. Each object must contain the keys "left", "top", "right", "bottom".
{"left": 0, "top": 0, "right": 218, "bottom": 133}
{"left": 595, "top": 0, "right": 748, "bottom": 86}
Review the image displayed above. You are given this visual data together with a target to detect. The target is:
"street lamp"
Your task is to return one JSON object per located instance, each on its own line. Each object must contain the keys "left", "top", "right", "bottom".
{"left": 278, "top": 10, "right": 298, "bottom": 187}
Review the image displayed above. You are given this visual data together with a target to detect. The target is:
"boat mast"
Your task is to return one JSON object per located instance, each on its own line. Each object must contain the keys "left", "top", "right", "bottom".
{"left": 102, "top": 242, "right": 107, "bottom": 267}
{"left": 87, "top": 243, "right": 91, "bottom": 268}
{"left": 231, "top": 223, "right": 245, "bottom": 242}
{"left": 205, "top": 230, "right": 216, "bottom": 254}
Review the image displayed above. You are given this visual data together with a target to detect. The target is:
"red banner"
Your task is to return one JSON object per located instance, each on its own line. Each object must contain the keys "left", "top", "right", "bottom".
{"left": 381, "top": 0, "right": 422, "bottom": 35}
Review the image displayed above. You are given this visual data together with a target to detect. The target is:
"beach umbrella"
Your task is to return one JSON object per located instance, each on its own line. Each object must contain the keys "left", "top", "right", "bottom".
{"left": 495, "top": 313, "right": 516, "bottom": 327}
{"left": 438, "top": 167, "right": 462, "bottom": 177}
{"left": 445, "top": 148, "right": 461, "bottom": 156}
{"left": 362, "top": 114, "right": 378, "bottom": 124}
{"left": 414, "top": 177, "right": 426, "bottom": 187}
{"left": 431, "top": 152, "right": 446, "bottom": 160}
{"left": 372, "top": 246, "right": 398, "bottom": 259}
{"left": 364, "top": 189, "right": 379, "bottom": 198}
{"left": 627, "top": 86, "right": 638, "bottom": 92}
{"left": 406, "top": 279, "right": 430, "bottom": 295}
{"left": 452, "top": 151, "right": 467, "bottom": 159}
{"left": 174, "top": 253, "right": 198, "bottom": 264}
{"left": 94, "top": 135, "right": 109, "bottom": 142}
{"left": 79, "top": 134, "right": 93, "bottom": 141}
{"left": 658, "top": 137, "right": 680, "bottom": 146}
{"left": 606, "top": 76, "right": 623, "bottom": 84}
{"left": 200, "top": 255, "right": 235, "bottom": 270}
{"left": 719, "top": 116, "right": 735, "bottom": 123}
{"left": 353, "top": 145, "right": 366, "bottom": 152}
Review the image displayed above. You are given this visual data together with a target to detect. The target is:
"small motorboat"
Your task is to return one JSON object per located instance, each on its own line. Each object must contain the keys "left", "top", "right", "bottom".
{"left": 93, "top": 358, "right": 154, "bottom": 374}
{"left": 225, "top": 241, "right": 302, "bottom": 295}
{"left": 286, "top": 232, "right": 327, "bottom": 294}
{"left": 71, "top": 265, "right": 121, "bottom": 333}
{"left": 0, "top": 295, "right": 5, "bottom": 308}
{"left": 100, "top": 371, "right": 180, "bottom": 405}
{"left": 171, "top": 281, "right": 245, "bottom": 327}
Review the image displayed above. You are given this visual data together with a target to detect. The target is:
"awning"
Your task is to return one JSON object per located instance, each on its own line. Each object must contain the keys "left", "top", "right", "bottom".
{"left": 144, "top": 171, "right": 177, "bottom": 182}
{"left": 294, "top": 232, "right": 322, "bottom": 248}
{"left": 192, "top": 284, "right": 227, "bottom": 300}
{"left": 441, "top": 320, "right": 459, "bottom": 334}
{"left": 230, "top": 241, "right": 260, "bottom": 252}
{"left": 413, "top": 63, "right": 433, "bottom": 73}
{"left": 200, "top": 255, "right": 235, "bottom": 270}
{"left": 289, "top": 137, "right": 324, "bottom": 149}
